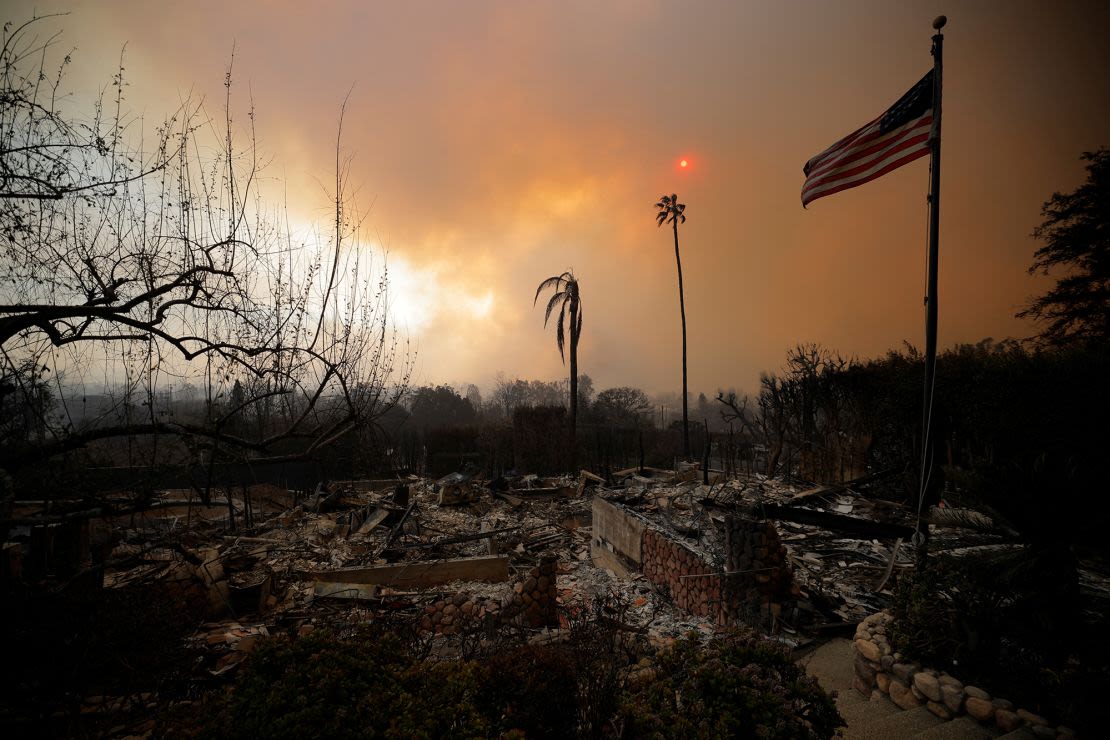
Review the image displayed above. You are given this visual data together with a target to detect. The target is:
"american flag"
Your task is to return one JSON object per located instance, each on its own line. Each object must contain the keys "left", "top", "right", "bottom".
{"left": 802, "top": 71, "right": 935, "bottom": 207}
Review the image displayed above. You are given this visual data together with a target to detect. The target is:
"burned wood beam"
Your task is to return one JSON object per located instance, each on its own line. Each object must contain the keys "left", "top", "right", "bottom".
{"left": 399, "top": 526, "right": 521, "bottom": 550}
{"left": 844, "top": 467, "right": 900, "bottom": 488}
{"left": 760, "top": 503, "right": 915, "bottom": 540}
{"left": 490, "top": 491, "right": 523, "bottom": 507}
{"left": 599, "top": 615, "right": 647, "bottom": 634}
{"left": 923, "top": 506, "right": 1016, "bottom": 536}
{"left": 789, "top": 467, "right": 901, "bottom": 502}
{"left": 385, "top": 499, "right": 417, "bottom": 547}
{"left": 355, "top": 507, "right": 390, "bottom": 536}
{"left": 313, "top": 582, "right": 379, "bottom": 601}
{"left": 508, "top": 486, "right": 573, "bottom": 500}
{"left": 309, "top": 555, "right": 510, "bottom": 589}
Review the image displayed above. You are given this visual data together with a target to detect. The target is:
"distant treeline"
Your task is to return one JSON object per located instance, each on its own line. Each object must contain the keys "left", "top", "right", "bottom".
{"left": 4, "top": 339, "right": 1106, "bottom": 538}
{"left": 378, "top": 339, "right": 1106, "bottom": 526}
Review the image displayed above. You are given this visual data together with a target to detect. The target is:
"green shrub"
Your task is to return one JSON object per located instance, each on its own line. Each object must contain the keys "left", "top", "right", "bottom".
{"left": 891, "top": 557, "right": 1006, "bottom": 675}
{"left": 478, "top": 644, "right": 579, "bottom": 737}
{"left": 616, "top": 631, "right": 842, "bottom": 740}
{"left": 164, "top": 625, "right": 844, "bottom": 739}
{"left": 891, "top": 557, "right": 1107, "bottom": 734}
{"left": 165, "top": 630, "right": 491, "bottom": 739}
{"left": 2, "top": 582, "right": 201, "bottom": 736}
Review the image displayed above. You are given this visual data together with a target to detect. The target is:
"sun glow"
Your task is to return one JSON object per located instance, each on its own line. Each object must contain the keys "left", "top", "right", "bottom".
{"left": 376, "top": 251, "right": 498, "bottom": 333}
{"left": 381, "top": 255, "right": 439, "bottom": 333}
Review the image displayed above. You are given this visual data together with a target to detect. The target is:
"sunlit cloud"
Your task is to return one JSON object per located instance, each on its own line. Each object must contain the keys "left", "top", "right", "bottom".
{"left": 9, "top": 0, "right": 1104, "bottom": 396}
{"left": 380, "top": 253, "right": 440, "bottom": 335}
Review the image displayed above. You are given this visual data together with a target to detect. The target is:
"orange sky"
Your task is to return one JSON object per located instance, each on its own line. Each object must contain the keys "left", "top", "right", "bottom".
{"left": 12, "top": 0, "right": 1110, "bottom": 396}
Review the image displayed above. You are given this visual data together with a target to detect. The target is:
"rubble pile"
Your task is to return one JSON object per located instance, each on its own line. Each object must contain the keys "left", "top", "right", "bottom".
{"left": 6, "top": 463, "right": 1006, "bottom": 734}
{"left": 15, "top": 468, "right": 940, "bottom": 643}
{"left": 589, "top": 469, "right": 933, "bottom": 631}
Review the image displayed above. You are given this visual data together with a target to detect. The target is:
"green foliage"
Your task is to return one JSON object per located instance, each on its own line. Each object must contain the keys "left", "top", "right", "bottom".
{"left": 929, "top": 341, "right": 1106, "bottom": 550}
{"left": 479, "top": 644, "right": 579, "bottom": 737}
{"left": 891, "top": 558, "right": 1008, "bottom": 675}
{"left": 165, "top": 630, "right": 491, "bottom": 739}
{"left": 617, "top": 631, "right": 842, "bottom": 740}
{"left": 2, "top": 582, "right": 201, "bottom": 735}
{"left": 891, "top": 558, "right": 1106, "bottom": 733}
{"left": 164, "top": 624, "right": 843, "bottom": 740}
{"left": 877, "top": 340, "right": 1110, "bottom": 733}
{"left": 755, "top": 339, "right": 1109, "bottom": 533}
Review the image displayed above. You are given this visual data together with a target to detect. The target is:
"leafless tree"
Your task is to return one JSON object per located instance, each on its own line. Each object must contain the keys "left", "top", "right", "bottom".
{"left": 714, "top": 390, "right": 756, "bottom": 436}
{"left": 0, "top": 16, "right": 410, "bottom": 499}
{"left": 752, "top": 344, "right": 854, "bottom": 479}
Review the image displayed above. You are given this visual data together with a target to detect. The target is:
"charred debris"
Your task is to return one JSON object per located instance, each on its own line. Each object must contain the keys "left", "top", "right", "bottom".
{"left": 2, "top": 463, "right": 1008, "bottom": 726}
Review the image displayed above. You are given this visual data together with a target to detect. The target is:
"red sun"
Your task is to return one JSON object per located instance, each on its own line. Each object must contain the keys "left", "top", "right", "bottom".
{"left": 679, "top": 158, "right": 689, "bottom": 168}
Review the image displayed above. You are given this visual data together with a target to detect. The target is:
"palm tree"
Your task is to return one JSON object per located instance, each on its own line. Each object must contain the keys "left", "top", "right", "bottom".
{"left": 534, "top": 271, "right": 582, "bottom": 468}
{"left": 656, "top": 193, "right": 690, "bottom": 458}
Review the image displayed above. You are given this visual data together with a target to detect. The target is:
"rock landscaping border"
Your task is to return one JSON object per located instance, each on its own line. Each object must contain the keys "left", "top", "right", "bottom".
{"left": 852, "top": 610, "right": 1077, "bottom": 739}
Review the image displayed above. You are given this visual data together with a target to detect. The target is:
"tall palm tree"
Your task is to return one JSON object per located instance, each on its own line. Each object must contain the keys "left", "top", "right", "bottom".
{"left": 534, "top": 271, "right": 582, "bottom": 468}
{"left": 656, "top": 193, "right": 690, "bottom": 458}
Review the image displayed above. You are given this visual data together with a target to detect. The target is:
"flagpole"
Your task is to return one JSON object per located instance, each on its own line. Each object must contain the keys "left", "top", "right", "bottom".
{"left": 915, "top": 15, "right": 946, "bottom": 568}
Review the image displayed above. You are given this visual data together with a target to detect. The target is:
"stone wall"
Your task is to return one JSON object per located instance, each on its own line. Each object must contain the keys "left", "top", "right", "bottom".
{"left": 852, "top": 610, "right": 1077, "bottom": 739}
{"left": 593, "top": 498, "right": 796, "bottom": 627}
{"left": 418, "top": 556, "right": 559, "bottom": 635}
{"left": 641, "top": 528, "right": 724, "bottom": 623}
{"left": 722, "top": 514, "right": 797, "bottom": 623}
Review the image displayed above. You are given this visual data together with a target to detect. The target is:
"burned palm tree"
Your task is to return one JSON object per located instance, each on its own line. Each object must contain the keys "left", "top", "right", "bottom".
{"left": 534, "top": 271, "right": 582, "bottom": 468}
{"left": 656, "top": 193, "right": 690, "bottom": 457}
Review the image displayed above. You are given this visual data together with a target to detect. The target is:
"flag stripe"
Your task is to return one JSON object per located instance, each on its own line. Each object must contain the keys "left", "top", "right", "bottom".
{"left": 803, "top": 116, "right": 880, "bottom": 175}
{"left": 803, "top": 114, "right": 930, "bottom": 191}
{"left": 802, "top": 70, "right": 935, "bottom": 207}
{"left": 803, "top": 136, "right": 930, "bottom": 205}
{"left": 802, "top": 115, "right": 931, "bottom": 206}
{"left": 802, "top": 146, "right": 931, "bottom": 205}
{"left": 802, "top": 120, "right": 932, "bottom": 201}
{"left": 804, "top": 114, "right": 931, "bottom": 182}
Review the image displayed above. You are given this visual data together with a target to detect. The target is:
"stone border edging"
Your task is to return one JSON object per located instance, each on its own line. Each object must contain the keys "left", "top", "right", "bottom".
{"left": 852, "top": 610, "right": 1076, "bottom": 739}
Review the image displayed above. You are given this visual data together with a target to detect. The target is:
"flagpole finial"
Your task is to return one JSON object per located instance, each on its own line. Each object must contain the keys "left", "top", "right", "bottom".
{"left": 932, "top": 15, "right": 947, "bottom": 30}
